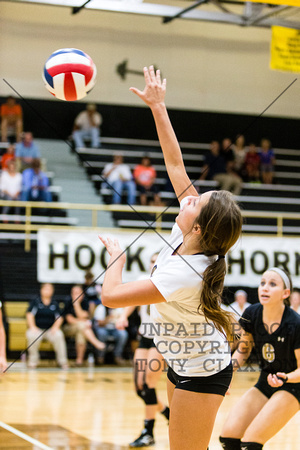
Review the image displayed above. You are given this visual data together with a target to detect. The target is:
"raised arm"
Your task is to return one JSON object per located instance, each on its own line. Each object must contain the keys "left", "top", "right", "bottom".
{"left": 130, "top": 66, "right": 198, "bottom": 201}
{"left": 99, "top": 236, "right": 166, "bottom": 308}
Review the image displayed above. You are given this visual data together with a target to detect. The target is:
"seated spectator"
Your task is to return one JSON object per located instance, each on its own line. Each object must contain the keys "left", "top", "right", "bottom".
{"left": 133, "top": 156, "right": 162, "bottom": 206}
{"left": 93, "top": 304, "right": 128, "bottom": 365}
{"left": 26, "top": 283, "right": 68, "bottom": 369}
{"left": 200, "top": 140, "right": 225, "bottom": 181}
{"left": 102, "top": 153, "right": 136, "bottom": 205}
{"left": 259, "top": 138, "right": 275, "bottom": 184}
{"left": 200, "top": 140, "right": 242, "bottom": 195}
{"left": 21, "top": 159, "right": 52, "bottom": 202}
{"left": 15, "top": 132, "right": 41, "bottom": 172}
{"left": 0, "top": 300, "right": 7, "bottom": 373}
{"left": 0, "top": 159, "right": 22, "bottom": 216}
{"left": 83, "top": 271, "right": 102, "bottom": 317}
{"left": 1, "top": 144, "right": 15, "bottom": 170}
{"left": 232, "top": 134, "right": 247, "bottom": 179}
{"left": 221, "top": 137, "right": 243, "bottom": 195}
{"left": 63, "top": 285, "right": 105, "bottom": 366}
{"left": 0, "top": 96, "right": 23, "bottom": 143}
{"left": 290, "top": 288, "right": 300, "bottom": 314}
{"left": 244, "top": 142, "right": 260, "bottom": 183}
{"left": 72, "top": 103, "right": 102, "bottom": 149}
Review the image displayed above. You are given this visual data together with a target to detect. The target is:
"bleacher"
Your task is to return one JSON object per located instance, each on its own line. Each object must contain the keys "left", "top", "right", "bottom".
{"left": 76, "top": 137, "right": 300, "bottom": 235}
{"left": 0, "top": 142, "right": 77, "bottom": 229}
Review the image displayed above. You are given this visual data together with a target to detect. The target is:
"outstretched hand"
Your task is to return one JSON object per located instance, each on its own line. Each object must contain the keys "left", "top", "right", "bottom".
{"left": 130, "top": 66, "right": 166, "bottom": 107}
{"left": 98, "top": 236, "right": 126, "bottom": 266}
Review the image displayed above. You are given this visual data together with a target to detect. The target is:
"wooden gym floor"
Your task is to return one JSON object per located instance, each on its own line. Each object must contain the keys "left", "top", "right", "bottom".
{"left": 0, "top": 363, "right": 299, "bottom": 449}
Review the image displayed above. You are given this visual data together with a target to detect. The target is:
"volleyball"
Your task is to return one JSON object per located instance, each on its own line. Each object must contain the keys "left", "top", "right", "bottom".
{"left": 43, "top": 48, "right": 97, "bottom": 101}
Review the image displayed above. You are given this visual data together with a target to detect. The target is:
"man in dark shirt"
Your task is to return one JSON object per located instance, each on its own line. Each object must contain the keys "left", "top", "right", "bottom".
{"left": 200, "top": 140, "right": 242, "bottom": 195}
{"left": 26, "top": 283, "right": 68, "bottom": 369}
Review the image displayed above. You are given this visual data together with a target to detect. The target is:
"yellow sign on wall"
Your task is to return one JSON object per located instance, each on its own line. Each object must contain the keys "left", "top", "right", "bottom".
{"left": 244, "top": 0, "right": 300, "bottom": 6}
{"left": 270, "top": 26, "right": 300, "bottom": 73}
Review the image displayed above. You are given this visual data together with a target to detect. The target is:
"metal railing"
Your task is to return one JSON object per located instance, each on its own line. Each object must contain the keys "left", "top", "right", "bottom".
{"left": 0, "top": 199, "right": 300, "bottom": 251}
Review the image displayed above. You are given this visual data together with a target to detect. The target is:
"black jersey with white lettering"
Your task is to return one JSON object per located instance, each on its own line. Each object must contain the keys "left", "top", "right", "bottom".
{"left": 239, "top": 303, "right": 300, "bottom": 374}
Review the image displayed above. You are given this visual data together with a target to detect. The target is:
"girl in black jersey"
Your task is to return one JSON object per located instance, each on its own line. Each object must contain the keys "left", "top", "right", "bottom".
{"left": 220, "top": 268, "right": 300, "bottom": 450}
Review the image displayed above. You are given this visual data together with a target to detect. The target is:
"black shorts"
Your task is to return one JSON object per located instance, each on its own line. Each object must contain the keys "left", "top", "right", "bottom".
{"left": 138, "top": 336, "right": 156, "bottom": 350}
{"left": 255, "top": 371, "right": 300, "bottom": 404}
{"left": 167, "top": 362, "right": 232, "bottom": 396}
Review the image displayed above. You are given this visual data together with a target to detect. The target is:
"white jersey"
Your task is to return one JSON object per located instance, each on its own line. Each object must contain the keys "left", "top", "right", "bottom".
{"left": 149, "top": 200, "right": 231, "bottom": 377}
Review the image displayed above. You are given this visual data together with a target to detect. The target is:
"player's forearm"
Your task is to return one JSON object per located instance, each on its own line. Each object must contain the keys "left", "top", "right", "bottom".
{"left": 285, "top": 367, "right": 300, "bottom": 383}
{"left": 150, "top": 103, "right": 185, "bottom": 175}
{"left": 101, "top": 254, "right": 124, "bottom": 307}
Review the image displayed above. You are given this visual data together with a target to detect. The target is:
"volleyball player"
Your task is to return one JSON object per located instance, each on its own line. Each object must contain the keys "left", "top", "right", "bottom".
{"left": 220, "top": 268, "right": 300, "bottom": 450}
{"left": 116, "top": 252, "right": 170, "bottom": 447}
{"left": 99, "top": 66, "right": 242, "bottom": 450}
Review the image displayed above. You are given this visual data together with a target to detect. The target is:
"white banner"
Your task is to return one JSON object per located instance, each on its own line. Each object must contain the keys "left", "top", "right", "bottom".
{"left": 37, "top": 230, "right": 300, "bottom": 287}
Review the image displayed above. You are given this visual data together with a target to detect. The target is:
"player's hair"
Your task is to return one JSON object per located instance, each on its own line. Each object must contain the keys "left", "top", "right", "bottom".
{"left": 195, "top": 190, "right": 243, "bottom": 339}
{"left": 277, "top": 269, "right": 292, "bottom": 306}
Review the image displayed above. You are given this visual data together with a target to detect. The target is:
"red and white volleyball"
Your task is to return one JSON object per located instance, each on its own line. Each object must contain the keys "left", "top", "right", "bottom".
{"left": 43, "top": 48, "right": 97, "bottom": 101}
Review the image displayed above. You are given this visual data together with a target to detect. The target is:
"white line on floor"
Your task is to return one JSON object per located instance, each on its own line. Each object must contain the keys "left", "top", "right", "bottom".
{"left": 0, "top": 421, "right": 53, "bottom": 450}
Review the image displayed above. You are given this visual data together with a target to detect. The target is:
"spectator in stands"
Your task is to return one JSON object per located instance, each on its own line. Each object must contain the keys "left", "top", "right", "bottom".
{"left": 102, "top": 153, "right": 136, "bottom": 205}
{"left": 21, "top": 159, "right": 52, "bottom": 202}
{"left": 221, "top": 137, "right": 243, "bottom": 195}
{"left": 259, "top": 138, "right": 275, "bottom": 184}
{"left": 134, "top": 156, "right": 162, "bottom": 206}
{"left": 0, "top": 300, "right": 7, "bottom": 373}
{"left": 200, "top": 140, "right": 242, "bottom": 195}
{"left": 15, "top": 132, "right": 41, "bottom": 172}
{"left": 200, "top": 140, "right": 225, "bottom": 181}
{"left": 72, "top": 103, "right": 102, "bottom": 149}
{"left": 63, "top": 285, "right": 106, "bottom": 366}
{"left": 232, "top": 135, "right": 247, "bottom": 179}
{"left": 0, "top": 96, "right": 23, "bottom": 143}
{"left": 26, "top": 283, "right": 68, "bottom": 369}
{"left": 93, "top": 304, "right": 128, "bottom": 365}
{"left": 0, "top": 159, "right": 22, "bottom": 216}
{"left": 244, "top": 142, "right": 261, "bottom": 183}
{"left": 228, "top": 289, "right": 251, "bottom": 323}
{"left": 83, "top": 271, "right": 101, "bottom": 316}
{"left": 290, "top": 289, "right": 300, "bottom": 314}
{"left": 1, "top": 144, "right": 15, "bottom": 170}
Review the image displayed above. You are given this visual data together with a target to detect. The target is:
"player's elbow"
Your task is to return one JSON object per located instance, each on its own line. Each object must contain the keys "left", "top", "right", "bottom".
{"left": 101, "top": 292, "right": 119, "bottom": 308}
